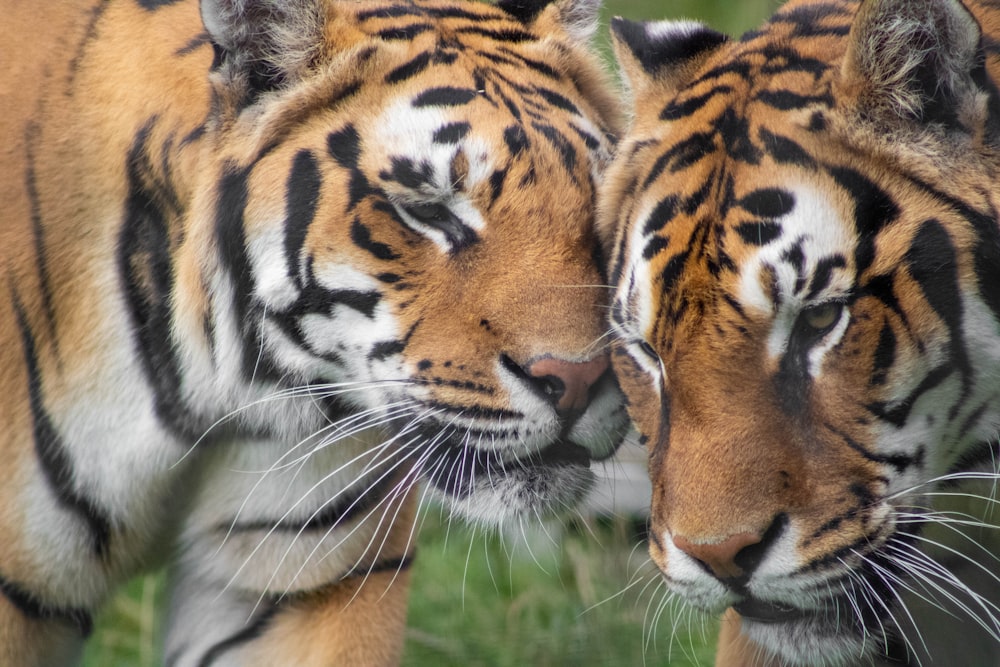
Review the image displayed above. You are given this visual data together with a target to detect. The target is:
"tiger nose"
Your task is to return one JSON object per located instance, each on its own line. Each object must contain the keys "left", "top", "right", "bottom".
{"left": 525, "top": 355, "right": 609, "bottom": 415}
{"left": 672, "top": 532, "right": 763, "bottom": 580}
{"left": 672, "top": 514, "right": 788, "bottom": 582}
{"left": 673, "top": 512, "right": 789, "bottom": 585}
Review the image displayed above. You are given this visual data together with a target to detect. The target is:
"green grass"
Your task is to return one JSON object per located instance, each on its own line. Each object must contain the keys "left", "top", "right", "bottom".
{"left": 83, "top": 514, "right": 720, "bottom": 667}
{"left": 82, "top": 2, "right": 781, "bottom": 665}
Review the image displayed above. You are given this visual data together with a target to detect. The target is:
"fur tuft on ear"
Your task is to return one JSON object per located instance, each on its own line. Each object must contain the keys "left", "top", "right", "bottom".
{"left": 610, "top": 17, "right": 728, "bottom": 107}
{"left": 842, "top": 0, "right": 986, "bottom": 131}
{"left": 200, "top": 0, "right": 324, "bottom": 100}
{"left": 555, "top": 0, "right": 602, "bottom": 42}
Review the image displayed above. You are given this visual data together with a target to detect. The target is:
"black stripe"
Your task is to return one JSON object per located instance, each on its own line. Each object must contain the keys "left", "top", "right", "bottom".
{"left": 803, "top": 255, "right": 846, "bottom": 300}
{"left": 644, "top": 132, "right": 716, "bottom": 188}
{"left": 346, "top": 553, "right": 416, "bottom": 579}
{"left": 331, "top": 80, "right": 363, "bottom": 108}
{"left": 412, "top": 86, "right": 478, "bottom": 107}
{"left": 197, "top": 605, "right": 280, "bottom": 667}
{"left": 136, "top": 0, "right": 182, "bottom": 9}
{"left": 503, "top": 124, "right": 530, "bottom": 156}
{"left": 660, "top": 86, "right": 734, "bottom": 121}
{"left": 827, "top": 166, "right": 899, "bottom": 276}
{"left": 870, "top": 320, "right": 896, "bottom": 386}
{"left": 327, "top": 125, "right": 361, "bottom": 169}
{"left": 907, "top": 221, "right": 961, "bottom": 330}
{"left": 350, "top": 217, "right": 400, "bottom": 261}
{"left": 377, "top": 24, "right": 434, "bottom": 40}
{"left": 660, "top": 250, "right": 690, "bottom": 294}
{"left": 714, "top": 107, "right": 762, "bottom": 164}
{"left": 826, "top": 423, "right": 923, "bottom": 473}
{"left": 381, "top": 156, "right": 434, "bottom": 189}
{"left": 291, "top": 282, "right": 382, "bottom": 319}
{"left": 535, "top": 87, "right": 579, "bottom": 115}
{"left": 214, "top": 164, "right": 278, "bottom": 382}
{"left": 642, "top": 197, "right": 678, "bottom": 238}
{"left": 738, "top": 188, "right": 795, "bottom": 219}
{"left": 495, "top": 47, "right": 560, "bottom": 79}
{"left": 0, "top": 571, "right": 93, "bottom": 636}
{"left": 532, "top": 122, "right": 577, "bottom": 177}
{"left": 735, "top": 222, "right": 782, "bottom": 246}
{"left": 66, "top": 2, "right": 108, "bottom": 89}
{"left": 455, "top": 26, "right": 535, "bottom": 42}
{"left": 759, "top": 46, "right": 831, "bottom": 79}
{"left": 359, "top": 5, "right": 501, "bottom": 22}
{"left": 225, "top": 470, "right": 407, "bottom": 535}
{"left": 284, "top": 150, "right": 322, "bottom": 287}
{"left": 370, "top": 339, "right": 406, "bottom": 360}
{"left": 758, "top": 128, "right": 817, "bottom": 168}
{"left": 175, "top": 33, "right": 210, "bottom": 56}
{"left": 569, "top": 123, "right": 601, "bottom": 151}
{"left": 357, "top": 7, "right": 422, "bottom": 20}
{"left": 23, "top": 121, "right": 60, "bottom": 362}
{"left": 118, "top": 121, "right": 196, "bottom": 439}
{"left": 385, "top": 51, "right": 433, "bottom": 84}
{"left": 643, "top": 236, "right": 669, "bottom": 261}
{"left": 756, "top": 89, "right": 834, "bottom": 111}
{"left": 12, "top": 294, "right": 111, "bottom": 557}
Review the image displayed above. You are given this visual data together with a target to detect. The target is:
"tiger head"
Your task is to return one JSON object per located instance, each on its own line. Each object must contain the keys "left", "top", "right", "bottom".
{"left": 604, "top": 0, "right": 1000, "bottom": 663}
{"left": 166, "top": 0, "right": 628, "bottom": 526}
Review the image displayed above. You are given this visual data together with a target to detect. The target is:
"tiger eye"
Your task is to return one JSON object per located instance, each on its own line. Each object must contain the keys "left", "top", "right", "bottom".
{"left": 801, "top": 302, "right": 843, "bottom": 333}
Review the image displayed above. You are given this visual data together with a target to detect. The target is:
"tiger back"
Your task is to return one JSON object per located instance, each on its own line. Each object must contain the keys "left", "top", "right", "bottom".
{"left": 0, "top": 1, "right": 627, "bottom": 665}
{"left": 604, "top": 0, "right": 1000, "bottom": 665}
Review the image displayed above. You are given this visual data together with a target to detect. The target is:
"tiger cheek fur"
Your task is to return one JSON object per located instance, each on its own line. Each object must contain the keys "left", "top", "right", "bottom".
{"left": 1, "top": 0, "right": 629, "bottom": 664}
{"left": 605, "top": 0, "right": 1000, "bottom": 665}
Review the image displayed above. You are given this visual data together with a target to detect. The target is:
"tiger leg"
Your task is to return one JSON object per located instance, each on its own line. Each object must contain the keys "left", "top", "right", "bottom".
{"left": 163, "top": 438, "right": 418, "bottom": 667}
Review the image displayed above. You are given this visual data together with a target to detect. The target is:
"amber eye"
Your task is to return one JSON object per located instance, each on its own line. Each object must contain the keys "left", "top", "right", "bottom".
{"left": 799, "top": 302, "right": 844, "bottom": 336}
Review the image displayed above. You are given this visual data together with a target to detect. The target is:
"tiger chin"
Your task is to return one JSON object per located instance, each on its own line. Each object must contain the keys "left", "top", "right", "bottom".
{"left": 603, "top": 0, "right": 1000, "bottom": 665}
{"left": 0, "top": 0, "right": 628, "bottom": 664}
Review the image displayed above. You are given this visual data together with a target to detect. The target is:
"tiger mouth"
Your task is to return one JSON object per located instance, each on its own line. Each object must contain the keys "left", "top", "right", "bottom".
{"left": 735, "top": 591, "right": 875, "bottom": 641}
{"left": 733, "top": 598, "right": 812, "bottom": 624}
{"left": 421, "top": 436, "right": 596, "bottom": 497}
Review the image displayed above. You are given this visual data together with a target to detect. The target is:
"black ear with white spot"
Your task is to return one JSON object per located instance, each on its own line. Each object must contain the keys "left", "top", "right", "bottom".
{"left": 200, "top": 0, "right": 323, "bottom": 104}
{"left": 610, "top": 17, "right": 728, "bottom": 103}
{"left": 498, "top": 0, "right": 601, "bottom": 43}
{"left": 842, "top": 0, "right": 1000, "bottom": 140}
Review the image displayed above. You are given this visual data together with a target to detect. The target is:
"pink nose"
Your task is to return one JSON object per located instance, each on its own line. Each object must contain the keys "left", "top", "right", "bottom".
{"left": 526, "top": 355, "right": 609, "bottom": 414}
{"left": 672, "top": 532, "right": 763, "bottom": 580}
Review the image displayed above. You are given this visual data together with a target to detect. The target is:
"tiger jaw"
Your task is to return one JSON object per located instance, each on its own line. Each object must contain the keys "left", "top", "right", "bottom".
{"left": 399, "top": 368, "right": 627, "bottom": 524}
{"left": 654, "top": 523, "right": 912, "bottom": 666}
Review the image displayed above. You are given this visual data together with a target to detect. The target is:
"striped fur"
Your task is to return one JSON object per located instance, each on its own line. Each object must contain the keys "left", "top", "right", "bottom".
{"left": 604, "top": 0, "right": 1000, "bottom": 665}
{"left": 0, "top": 0, "right": 627, "bottom": 664}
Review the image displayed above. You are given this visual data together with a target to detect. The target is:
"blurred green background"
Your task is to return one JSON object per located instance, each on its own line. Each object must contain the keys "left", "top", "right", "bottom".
{"left": 602, "top": 0, "right": 777, "bottom": 38}
{"left": 82, "top": 1, "right": 778, "bottom": 666}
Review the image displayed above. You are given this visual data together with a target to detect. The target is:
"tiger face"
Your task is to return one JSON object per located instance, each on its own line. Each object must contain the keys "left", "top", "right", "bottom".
{"left": 604, "top": 0, "right": 1000, "bottom": 664}
{"left": 173, "top": 0, "right": 630, "bottom": 525}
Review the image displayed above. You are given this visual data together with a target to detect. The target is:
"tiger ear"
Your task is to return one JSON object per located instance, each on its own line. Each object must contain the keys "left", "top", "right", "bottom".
{"left": 498, "top": 0, "right": 602, "bottom": 43}
{"left": 609, "top": 18, "right": 729, "bottom": 110}
{"left": 200, "top": 0, "right": 324, "bottom": 102}
{"left": 841, "top": 0, "right": 999, "bottom": 140}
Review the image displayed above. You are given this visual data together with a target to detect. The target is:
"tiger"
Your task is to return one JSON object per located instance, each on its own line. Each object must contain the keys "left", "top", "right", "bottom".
{"left": 601, "top": 0, "right": 1000, "bottom": 664}
{"left": 0, "top": 0, "right": 629, "bottom": 664}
